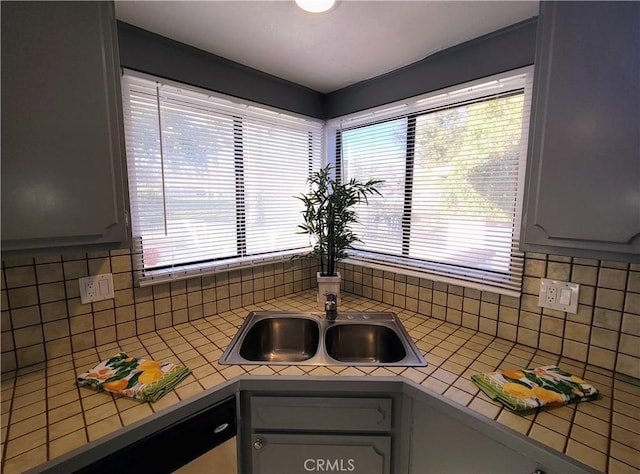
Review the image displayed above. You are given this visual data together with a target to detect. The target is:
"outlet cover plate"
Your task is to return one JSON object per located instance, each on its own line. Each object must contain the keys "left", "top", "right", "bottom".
{"left": 79, "top": 273, "right": 114, "bottom": 304}
{"left": 538, "top": 278, "right": 579, "bottom": 313}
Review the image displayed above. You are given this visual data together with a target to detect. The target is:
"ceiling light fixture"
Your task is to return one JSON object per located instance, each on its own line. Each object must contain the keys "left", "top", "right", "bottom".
{"left": 295, "top": 0, "right": 336, "bottom": 13}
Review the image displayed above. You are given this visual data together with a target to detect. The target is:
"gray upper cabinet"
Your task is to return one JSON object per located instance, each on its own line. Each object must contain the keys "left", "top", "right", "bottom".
{"left": 1, "top": 1, "right": 130, "bottom": 253}
{"left": 521, "top": 1, "right": 640, "bottom": 261}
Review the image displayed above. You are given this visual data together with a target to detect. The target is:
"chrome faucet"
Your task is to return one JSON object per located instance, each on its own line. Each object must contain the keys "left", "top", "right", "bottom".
{"left": 325, "top": 293, "right": 338, "bottom": 320}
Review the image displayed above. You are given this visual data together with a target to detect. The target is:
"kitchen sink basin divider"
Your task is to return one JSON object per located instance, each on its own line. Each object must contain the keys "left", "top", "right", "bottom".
{"left": 219, "top": 311, "right": 427, "bottom": 367}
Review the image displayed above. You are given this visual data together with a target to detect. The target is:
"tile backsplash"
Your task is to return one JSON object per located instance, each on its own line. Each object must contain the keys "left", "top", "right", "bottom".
{"left": 0, "top": 249, "right": 316, "bottom": 373}
{"left": 1, "top": 250, "right": 638, "bottom": 379}
{"left": 337, "top": 254, "right": 639, "bottom": 379}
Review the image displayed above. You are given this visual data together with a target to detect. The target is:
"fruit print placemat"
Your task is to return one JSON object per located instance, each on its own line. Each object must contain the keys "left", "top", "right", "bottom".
{"left": 471, "top": 365, "right": 599, "bottom": 412}
{"left": 77, "top": 353, "right": 191, "bottom": 403}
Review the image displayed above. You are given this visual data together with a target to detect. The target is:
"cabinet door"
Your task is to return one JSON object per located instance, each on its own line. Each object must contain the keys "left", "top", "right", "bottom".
{"left": 1, "top": 1, "right": 130, "bottom": 252}
{"left": 409, "top": 398, "right": 595, "bottom": 474}
{"left": 251, "top": 434, "right": 391, "bottom": 474}
{"left": 521, "top": 1, "right": 640, "bottom": 260}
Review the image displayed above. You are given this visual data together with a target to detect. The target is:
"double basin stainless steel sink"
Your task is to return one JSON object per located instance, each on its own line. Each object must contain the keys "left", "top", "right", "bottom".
{"left": 219, "top": 311, "right": 427, "bottom": 367}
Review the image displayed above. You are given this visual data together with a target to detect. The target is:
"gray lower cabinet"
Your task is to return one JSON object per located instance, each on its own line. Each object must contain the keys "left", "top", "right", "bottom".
{"left": 245, "top": 396, "right": 393, "bottom": 474}
{"left": 410, "top": 399, "right": 546, "bottom": 474}
{"left": 1, "top": 1, "right": 130, "bottom": 253}
{"left": 406, "top": 389, "right": 596, "bottom": 474}
{"left": 29, "top": 378, "right": 597, "bottom": 474}
{"left": 251, "top": 434, "right": 391, "bottom": 474}
{"left": 521, "top": 1, "right": 640, "bottom": 261}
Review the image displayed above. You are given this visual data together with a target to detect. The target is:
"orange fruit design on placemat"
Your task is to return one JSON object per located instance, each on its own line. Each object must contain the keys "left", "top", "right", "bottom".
{"left": 139, "top": 369, "right": 163, "bottom": 384}
{"left": 104, "top": 379, "right": 128, "bottom": 392}
{"left": 137, "top": 360, "right": 161, "bottom": 371}
{"left": 503, "top": 383, "right": 533, "bottom": 399}
{"left": 532, "top": 386, "right": 564, "bottom": 404}
{"left": 502, "top": 370, "right": 525, "bottom": 379}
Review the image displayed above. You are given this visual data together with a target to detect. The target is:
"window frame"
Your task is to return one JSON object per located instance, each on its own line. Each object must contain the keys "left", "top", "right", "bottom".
{"left": 328, "top": 67, "right": 533, "bottom": 296}
{"left": 122, "top": 70, "right": 324, "bottom": 286}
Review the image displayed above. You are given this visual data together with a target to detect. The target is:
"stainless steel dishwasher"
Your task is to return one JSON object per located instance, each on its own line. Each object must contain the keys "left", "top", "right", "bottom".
{"left": 70, "top": 396, "right": 236, "bottom": 474}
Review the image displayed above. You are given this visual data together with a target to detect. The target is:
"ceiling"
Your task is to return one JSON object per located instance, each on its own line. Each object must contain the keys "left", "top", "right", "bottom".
{"left": 115, "top": 1, "right": 539, "bottom": 94}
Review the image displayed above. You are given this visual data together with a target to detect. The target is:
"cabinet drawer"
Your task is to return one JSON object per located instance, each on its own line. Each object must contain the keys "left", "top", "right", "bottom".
{"left": 250, "top": 396, "right": 392, "bottom": 432}
{"left": 251, "top": 433, "right": 391, "bottom": 474}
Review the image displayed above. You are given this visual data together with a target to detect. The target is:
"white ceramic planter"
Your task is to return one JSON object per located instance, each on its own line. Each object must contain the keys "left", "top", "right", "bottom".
{"left": 316, "top": 272, "right": 341, "bottom": 305}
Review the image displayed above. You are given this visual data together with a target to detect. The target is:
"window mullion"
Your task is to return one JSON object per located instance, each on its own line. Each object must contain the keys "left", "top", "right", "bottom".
{"left": 336, "top": 130, "right": 343, "bottom": 183}
{"left": 402, "top": 116, "right": 416, "bottom": 257}
{"left": 156, "top": 85, "right": 169, "bottom": 236}
{"left": 234, "top": 117, "right": 247, "bottom": 257}
{"left": 308, "top": 131, "right": 314, "bottom": 181}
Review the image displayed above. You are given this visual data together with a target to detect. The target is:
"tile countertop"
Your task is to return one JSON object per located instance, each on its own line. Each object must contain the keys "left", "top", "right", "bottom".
{"left": 1, "top": 290, "right": 639, "bottom": 474}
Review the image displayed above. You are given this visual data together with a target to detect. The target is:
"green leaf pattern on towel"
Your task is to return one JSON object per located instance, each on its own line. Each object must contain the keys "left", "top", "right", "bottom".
{"left": 471, "top": 365, "right": 598, "bottom": 412}
{"left": 502, "top": 375, "right": 531, "bottom": 388}
{"left": 126, "top": 371, "right": 142, "bottom": 389}
{"left": 76, "top": 352, "right": 191, "bottom": 402}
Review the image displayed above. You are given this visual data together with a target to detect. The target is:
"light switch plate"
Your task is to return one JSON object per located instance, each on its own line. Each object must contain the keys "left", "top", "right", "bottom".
{"left": 79, "top": 273, "right": 114, "bottom": 304}
{"left": 538, "top": 278, "right": 579, "bottom": 313}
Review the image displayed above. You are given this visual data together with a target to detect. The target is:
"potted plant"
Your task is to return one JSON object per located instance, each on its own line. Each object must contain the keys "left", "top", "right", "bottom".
{"left": 296, "top": 164, "right": 382, "bottom": 303}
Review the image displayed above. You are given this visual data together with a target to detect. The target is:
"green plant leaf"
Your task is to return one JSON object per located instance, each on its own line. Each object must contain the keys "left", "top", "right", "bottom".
{"left": 295, "top": 164, "right": 383, "bottom": 274}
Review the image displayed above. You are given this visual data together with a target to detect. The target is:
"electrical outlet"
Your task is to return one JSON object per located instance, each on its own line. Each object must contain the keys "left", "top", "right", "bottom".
{"left": 546, "top": 285, "right": 557, "bottom": 304}
{"left": 79, "top": 273, "right": 114, "bottom": 304}
{"left": 538, "top": 278, "right": 579, "bottom": 313}
{"left": 86, "top": 281, "right": 97, "bottom": 299}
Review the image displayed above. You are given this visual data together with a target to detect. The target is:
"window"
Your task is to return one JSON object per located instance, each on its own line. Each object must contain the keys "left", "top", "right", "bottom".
{"left": 122, "top": 72, "right": 322, "bottom": 285}
{"left": 333, "top": 69, "right": 532, "bottom": 295}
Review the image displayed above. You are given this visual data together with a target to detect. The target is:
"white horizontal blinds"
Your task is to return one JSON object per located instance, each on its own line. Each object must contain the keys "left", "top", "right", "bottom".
{"left": 122, "top": 79, "right": 163, "bottom": 255}
{"left": 340, "top": 72, "right": 529, "bottom": 293}
{"left": 243, "top": 118, "right": 320, "bottom": 255}
{"left": 410, "top": 92, "right": 525, "bottom": 289}
{"left": 342, "top": 119, "right": 408, "bottom": 255}
{"left": 122, "top": 73, "right": 322, "bottom": 284}
{"left": 124, "top": 78, "right": 238, "bottom": 272}
{"left": 160, "top": 92, "right": 238, "bottom": 266}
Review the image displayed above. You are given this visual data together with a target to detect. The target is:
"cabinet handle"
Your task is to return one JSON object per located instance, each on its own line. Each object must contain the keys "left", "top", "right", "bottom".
{"left": 213, "top": 423, "right": 229, "bottom": 434}
{"left": 253, "top": 439, "right": 264, "bottom": 450}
